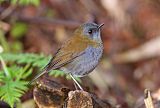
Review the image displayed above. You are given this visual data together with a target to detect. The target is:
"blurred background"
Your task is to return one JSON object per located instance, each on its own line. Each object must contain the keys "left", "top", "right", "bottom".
{"left": 1, "top": 0, "right": 160, "bottom": 108}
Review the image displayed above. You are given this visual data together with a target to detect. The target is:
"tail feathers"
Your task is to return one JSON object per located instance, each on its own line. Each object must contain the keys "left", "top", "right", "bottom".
{"left": 28, "top": 70, "right": 47, "bottom": 85}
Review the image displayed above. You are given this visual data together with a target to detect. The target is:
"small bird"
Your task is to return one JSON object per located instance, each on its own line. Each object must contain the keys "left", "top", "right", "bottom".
{"left": 29, "top": 22, "right": 104, "bottom": 90}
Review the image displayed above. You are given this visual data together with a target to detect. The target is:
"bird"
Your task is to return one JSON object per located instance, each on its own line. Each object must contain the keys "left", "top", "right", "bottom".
{"left": 29, "top": 22, "right": 104, "bottom": 90}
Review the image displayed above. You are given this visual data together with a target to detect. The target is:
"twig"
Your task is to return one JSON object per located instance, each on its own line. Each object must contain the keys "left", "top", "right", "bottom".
{"left": 144, "top": 89, "right": 155, "bottom": 108}
{"left": 17, "top": 15, "right": 81, "bottom": 29}
{"left": 0, "top": 5, "right": 16, "bottom": 20}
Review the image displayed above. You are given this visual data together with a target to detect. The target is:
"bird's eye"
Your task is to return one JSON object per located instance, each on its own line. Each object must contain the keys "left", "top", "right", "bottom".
{"left": 88, "top": 29, "right": 93, "bottom": 34}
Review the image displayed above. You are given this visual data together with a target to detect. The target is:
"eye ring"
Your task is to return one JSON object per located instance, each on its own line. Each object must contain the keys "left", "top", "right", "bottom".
{"left": 88, "top": 30, "right": 92, "bottom": 34}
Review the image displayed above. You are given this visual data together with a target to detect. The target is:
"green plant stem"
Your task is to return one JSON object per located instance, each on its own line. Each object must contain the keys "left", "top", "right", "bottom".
{"left": 0, "top": 55, "right": 11, "bottom": 77}
{"left": 0, "top": 29, "right": 10, "bottom": 52}
{"left": 16, "top": 64, "right": 30, "bottom": 81}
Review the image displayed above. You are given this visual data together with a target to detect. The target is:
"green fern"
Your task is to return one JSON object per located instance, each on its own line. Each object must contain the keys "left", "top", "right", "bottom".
{"left": 0, "top": 79, "right": 28, "bottom": 108}
{"left": 1, "top": 53, "right": 81, "bottom": 81}
{"left": 0, "top": 55, "right": 31, "bottom": 108}
{"left": 1, "top": 53, "right": 50, "bottom": 67}
{"left": 1, "top": 53, "right": 66, "bottom": 77}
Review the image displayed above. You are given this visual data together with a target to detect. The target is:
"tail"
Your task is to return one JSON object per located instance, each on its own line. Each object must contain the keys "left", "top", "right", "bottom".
{"left": 28, "top": 70, "right": 47, "bottom": 85}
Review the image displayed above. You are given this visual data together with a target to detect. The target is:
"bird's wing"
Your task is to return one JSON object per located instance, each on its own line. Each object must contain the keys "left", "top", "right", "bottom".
{"left": 44, "top": 49, "right": 85, "bottom": 71}
{"left": 28, "top": 51, "right": 84, "bottom": 85}
{"left": 29, "top": 36, "right": 88, "bottom": 84}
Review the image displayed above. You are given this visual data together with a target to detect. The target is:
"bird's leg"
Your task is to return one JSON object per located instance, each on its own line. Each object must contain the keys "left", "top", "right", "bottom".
{"left": 69, "top": 74, "right": 83, "bottom": 90}
{"left": 73, "top": 81, "right": 79, "bottom": 90}
{"left": 63, "top": 101, "right": 67, "bottom": 108}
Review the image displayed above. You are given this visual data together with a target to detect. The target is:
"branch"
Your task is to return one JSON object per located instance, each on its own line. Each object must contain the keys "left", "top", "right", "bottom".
{"left": 17, "top": 15, "right": 81, "bottom": 29}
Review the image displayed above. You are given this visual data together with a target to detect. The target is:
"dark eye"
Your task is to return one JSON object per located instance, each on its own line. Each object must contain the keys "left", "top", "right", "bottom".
{"left": 88, "top": 29, "right": 93, "bottom": 34}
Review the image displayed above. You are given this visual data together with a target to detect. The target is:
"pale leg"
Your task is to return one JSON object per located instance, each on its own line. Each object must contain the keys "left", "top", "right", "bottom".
{"left": 73, "top": 81, "right": 78, "bottom": 90}
{"left": 70, "top": 74, "right": 83, "bottom": 90}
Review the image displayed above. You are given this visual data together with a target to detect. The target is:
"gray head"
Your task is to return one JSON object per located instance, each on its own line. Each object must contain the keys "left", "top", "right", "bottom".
{"left": 81, "top": 23, "right": 104, "bottom": 41}
{"left": 74, "top": 22, "right": 104, "bottom": 41}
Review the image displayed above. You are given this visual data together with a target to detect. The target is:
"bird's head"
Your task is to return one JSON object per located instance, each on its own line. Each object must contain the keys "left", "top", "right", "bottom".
{"left": 74, "top": 22, "right": 104, "bottom": 42}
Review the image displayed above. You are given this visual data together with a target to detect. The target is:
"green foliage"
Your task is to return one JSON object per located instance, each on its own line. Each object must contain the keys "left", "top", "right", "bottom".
{"left": 49, "top": 70, "right": 81, "bottom": 83}
{"left": 1, "top": 53, "right": 50, "bottom": 68}
{"left": 0, "top": 0, "right": 40, "bottom": 6}
{"left": 49, "top": 69, "right": 65, "bottom": 77}
{"left": 0, "top": 28, "right": 23, "bottom": 53}
{"left": 0, "top": 56, "right": 31, "bottom": 108}
{"left": 0, "top": 30, "right": 10, "bottom": 52}
{"left": 1, "top": 53, "right": 81, "bottom": 81}
{"left": 0, "top": 79, "right": 28, "bottom": 108}
{"left": 11, "top": 41, "right": 23, "bottom": 53}
{"left": 11, "top": 22, "right": 28, "bottom": 39}
{"left": 10, "top": 22, "right": 28, "bottom": 52}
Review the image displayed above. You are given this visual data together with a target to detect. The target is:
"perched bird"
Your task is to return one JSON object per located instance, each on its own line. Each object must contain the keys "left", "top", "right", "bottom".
{"left": 29, "top": 22, "right": 104, "bottom": 90}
